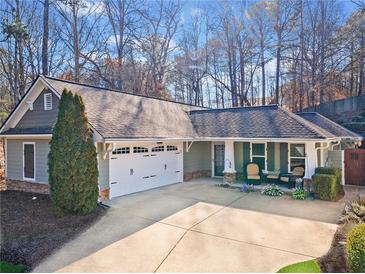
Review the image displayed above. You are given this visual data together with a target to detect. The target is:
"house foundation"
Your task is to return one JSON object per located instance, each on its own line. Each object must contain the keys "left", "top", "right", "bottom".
{"left": 184, "top": 170, "right": 211, "bottom": 181}
{"left": 5, "top": 179, "right": 50, "bottom": 194}
{"left": 223, "top": 172, "right": 236, "bottom": 183}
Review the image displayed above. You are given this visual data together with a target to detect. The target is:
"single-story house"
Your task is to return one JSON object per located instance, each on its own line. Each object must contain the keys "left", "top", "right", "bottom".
{"left": 0, "top": 75, "right": 362, "bottom": 199}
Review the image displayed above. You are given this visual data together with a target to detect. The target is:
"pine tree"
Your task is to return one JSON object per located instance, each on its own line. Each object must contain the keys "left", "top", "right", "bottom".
{"left": 48, "top": 89, "right": 98, "bottom": 215}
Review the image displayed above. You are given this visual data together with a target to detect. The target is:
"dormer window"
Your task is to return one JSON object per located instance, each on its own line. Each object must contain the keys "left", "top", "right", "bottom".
{"left": 44, "top": 93, "right": 52, "bottom": 110}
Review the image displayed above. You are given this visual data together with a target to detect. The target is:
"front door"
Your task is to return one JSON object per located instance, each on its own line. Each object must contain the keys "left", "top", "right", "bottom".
{"left": 214, "top": 144, "right": 225, "bottom": 176}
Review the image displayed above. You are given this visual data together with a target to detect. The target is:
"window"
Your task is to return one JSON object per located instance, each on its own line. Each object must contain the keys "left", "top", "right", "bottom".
{"left": 290, "top": 144, "right": 306, "bottom": 171}
{"left": 44, "top": 93, "right": 52, "bottom": 110}
{"left": 152, "top": 146, "right": 164, "bottom": 152}
{"left": 252, "top": 143, "right": 265, "bottom": 171}
{"left": 112, "top": 147, "right": 130, "bottom": 155}
{"left": 133, "top": 147, "right": 148, "bottom": 153}
{"left": 167, "top": 145, "right": 178, "bottom": 151}
{"left": 23, "top": 142, "right": 35, "bottom": 180}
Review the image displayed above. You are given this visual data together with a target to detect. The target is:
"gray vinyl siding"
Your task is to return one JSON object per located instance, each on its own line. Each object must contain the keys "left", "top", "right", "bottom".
{"left": 327, "top": 150, "right": 342, "bottom": 168}
{"left": 6, "top": 139, "right": 50, "bottom": 183}
{"left": 16, "top": 89, "right": 59, "bottom": 129}
{"left": 97, "top": 143, "right": 109, "bottom": 190}
{"left": 183, "top": 141, "right": 211, "bottom": 172}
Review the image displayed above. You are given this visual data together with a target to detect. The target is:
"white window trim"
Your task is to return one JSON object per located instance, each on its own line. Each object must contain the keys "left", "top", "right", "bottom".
{"left": 289, "top": 143, "right": 306, "bottom": 172}
{"left": 44, "top": 93, "right": 52, "bottom": 110}
{"left": 23, "top": 142, "right": 36, "bottom": 181}
{"left": 250, "top": 142, "right": 267, "bottom": 171}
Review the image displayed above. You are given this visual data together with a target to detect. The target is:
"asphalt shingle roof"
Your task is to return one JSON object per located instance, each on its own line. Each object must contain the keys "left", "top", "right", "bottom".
{"left": 188, "top": 105, "right": 334, "bottom": 139}
{"left": 298, "top": 112, "right": 361, "bottom": 138}
{"left": 3, "top": 76, "right": 356, "bottom": 140}
{"left": 43, "top": 77, "right": 201, "bottom": 139}
{"left": 2, "top": 127, "right": 53, "bottom": 135}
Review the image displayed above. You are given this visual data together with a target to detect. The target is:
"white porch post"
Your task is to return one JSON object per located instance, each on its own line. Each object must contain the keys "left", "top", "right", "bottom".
{"left": 305, "top": 142, "right": 316, "bottom": 179}
{"left": 223, "top": 140, "right": 236, "bottom": 183}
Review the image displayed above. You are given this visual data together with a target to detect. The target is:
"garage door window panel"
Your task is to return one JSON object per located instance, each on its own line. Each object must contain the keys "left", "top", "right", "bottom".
{"left": 152, "top": 146, "right": 164, "bottom": 152}
{"left": 167, "top": 145, "right": 178, "bottom": 151}
{"left": 112, "top": 147, "right": 130, "bottom": 155}
{"left": 133, "top": 147, "right": 148, "bottom": 153}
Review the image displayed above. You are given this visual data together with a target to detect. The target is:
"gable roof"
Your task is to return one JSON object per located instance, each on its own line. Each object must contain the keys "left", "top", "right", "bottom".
{"left": 188, "top": 105, "right": 336, "bottom": 139}
{"left": 297, "top": 112, "right": 361, "bottom": 139}
{"left": 1, "top": 75, "right": 361, "bottom": 141}
{"left": 42, "top": 76, "right": 201, "bottom": 139}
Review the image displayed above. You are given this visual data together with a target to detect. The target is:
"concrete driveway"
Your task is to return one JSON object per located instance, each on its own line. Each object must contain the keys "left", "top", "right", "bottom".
{"left": 34, "top": 179, "right": 344, "bottom": 273}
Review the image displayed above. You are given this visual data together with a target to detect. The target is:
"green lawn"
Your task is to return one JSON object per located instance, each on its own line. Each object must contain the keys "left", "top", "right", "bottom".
{"left": 0, "top": 262, "right": 26, "bottom": 273}
{"left": 277, "top": 259, "right": 321, "bottom": 273}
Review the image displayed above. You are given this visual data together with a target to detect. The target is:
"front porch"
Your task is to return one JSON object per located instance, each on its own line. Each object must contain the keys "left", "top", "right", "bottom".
{"left": 199, "top": 140, "right": 337, "bottom": 186}
{"left": 184, "top": 139, "right": 341, "bottom": 185}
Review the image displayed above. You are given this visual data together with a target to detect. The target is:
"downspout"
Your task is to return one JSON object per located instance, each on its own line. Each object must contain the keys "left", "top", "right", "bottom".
{"left": 330, "top": 139, "right": 341, "bottom": 150}
{"left": 314, "top": 141, "right": 330, "bottom": 168}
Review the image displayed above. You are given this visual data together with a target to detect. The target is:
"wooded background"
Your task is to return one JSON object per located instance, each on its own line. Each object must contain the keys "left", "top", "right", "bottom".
{"left": 0, "top": 0, "right": 364, "bottom": 122}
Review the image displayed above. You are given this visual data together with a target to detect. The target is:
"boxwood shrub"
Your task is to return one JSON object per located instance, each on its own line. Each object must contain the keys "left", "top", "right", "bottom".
{"left": 346, "top": 224, "right": 365, "bottom": 273}
{"left": 312, "top": 174, "right": 338, "bottom": 201}
{"left": 315, "top": 167, "right": 341, "bottom": 186}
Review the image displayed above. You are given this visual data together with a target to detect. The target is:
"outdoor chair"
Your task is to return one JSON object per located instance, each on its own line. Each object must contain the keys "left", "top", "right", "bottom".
{"left": 246, "top": 163, "right": 261, "bottom": 185}
{"left": 280, "top": 167, "right": 305, "bottom": 188}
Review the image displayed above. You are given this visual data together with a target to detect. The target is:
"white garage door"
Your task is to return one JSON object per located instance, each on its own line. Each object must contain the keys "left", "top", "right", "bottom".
{"left": 109, "top": 143, "right": 183, "bottom": 198}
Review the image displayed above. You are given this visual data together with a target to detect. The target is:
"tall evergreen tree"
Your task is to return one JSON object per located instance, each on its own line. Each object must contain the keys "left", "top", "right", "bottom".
{"left": 48, "top": 89, "right": 98, "bottom": 215}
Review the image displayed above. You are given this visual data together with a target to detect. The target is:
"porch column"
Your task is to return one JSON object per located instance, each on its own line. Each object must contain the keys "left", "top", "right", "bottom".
{"left": 305, "top": 142, "right": 316, "bottom": 179}
{"left": 223, "top": 140, "right": 236, "bottom": 183}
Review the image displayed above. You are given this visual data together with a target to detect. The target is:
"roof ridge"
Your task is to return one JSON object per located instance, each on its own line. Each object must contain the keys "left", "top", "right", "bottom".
{"left": 278, "top": 106, "right": 331, "bottom": 138}
{"left": 189, "top": 104, "right": 279, "bottom": 113}
{"left": 43, "top": 75, "right": 209, "bottom": 109}
{"left": 298, "top": 112, "right": 361, "bottom": 138}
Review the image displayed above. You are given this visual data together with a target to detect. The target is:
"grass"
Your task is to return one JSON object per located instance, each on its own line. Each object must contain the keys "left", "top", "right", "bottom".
{"left": 277, "top": 259, "right": 321, "bottom": 273}
{"left": 0, "top": 262, "right": 26, "bottom": 273}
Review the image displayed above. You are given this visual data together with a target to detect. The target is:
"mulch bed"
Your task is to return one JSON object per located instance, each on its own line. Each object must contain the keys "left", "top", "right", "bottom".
{"left": 0, "top": 191, "right": 106, "bottom": 272}
{"left": 317, "top": 226, "right": 349, "bottom": 273}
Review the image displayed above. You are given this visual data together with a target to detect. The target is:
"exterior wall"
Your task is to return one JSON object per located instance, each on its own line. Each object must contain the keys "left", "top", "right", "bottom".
{"left": 97, "top": 143, "right": 109, "bottom": 191}
{"left": 183, "top": 141, "right": 211, "bottom": 180}
{"left": 326, "top": 150, "right": 345, "bottom": 185}
{"left": 16, "top": 89, "right": 59, "bottom": 129}
{"left": 327, "top": 150, "right": 343, "bottom": 168}
{"left": 6, "top": 139, "right": 50, "bottom": 183}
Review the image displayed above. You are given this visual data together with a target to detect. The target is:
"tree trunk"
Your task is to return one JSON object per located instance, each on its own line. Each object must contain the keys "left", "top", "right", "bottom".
{"left": 42, "top": 0, "right": 49, "bottom": 75}
{"left": 72, "top": 6, "right": 80, "bottom": 82}
{"left": 275, "top": 41, "right": 281, "bottom": 105}
{"left": 359, "top": 30, "right": 364, "bottom": 96}
{"left": 260, "top": 43, "right": 266, "bottom": 105}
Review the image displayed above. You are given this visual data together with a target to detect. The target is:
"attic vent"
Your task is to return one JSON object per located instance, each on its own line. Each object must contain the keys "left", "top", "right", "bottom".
{"left": 44, "top": 93, "right": 52, "bottom": 110}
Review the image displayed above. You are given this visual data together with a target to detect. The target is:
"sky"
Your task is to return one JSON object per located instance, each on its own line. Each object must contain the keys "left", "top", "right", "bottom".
{"left": 181, "top": 0, "right": 359, "bottom": 20}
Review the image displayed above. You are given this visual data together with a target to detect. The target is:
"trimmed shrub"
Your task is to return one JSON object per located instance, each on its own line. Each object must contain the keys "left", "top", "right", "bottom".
{"left": 346, "top": 224, "right": 365, "bottom": 273}
{"left": 312, "top": 174, "right": 338, "bottom": 201}
{"left": 48, "top": 89, "right": 98, "bottom": 215}
{"left": 315, "top": 167, "right": 341, "bottom": 185}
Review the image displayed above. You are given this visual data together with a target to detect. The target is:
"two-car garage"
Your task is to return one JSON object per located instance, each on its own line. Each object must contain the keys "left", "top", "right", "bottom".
{"left": 108, "top": 143, "right": 183, "bottom": 198}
